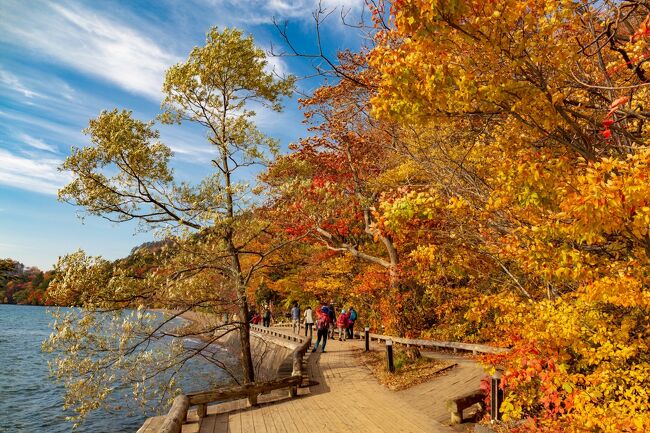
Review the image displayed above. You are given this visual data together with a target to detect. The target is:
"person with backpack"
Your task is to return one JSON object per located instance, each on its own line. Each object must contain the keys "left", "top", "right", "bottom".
{"left": 336, "top": 309, "right": 349, "bottom": 341}
{"left": 303, "top": 305, "right": 314, "bottom": 338}
{"left": 347, "top": 306, "right": 357, "bottom": 339}
{"left": 327, "top": 303, "right": 336, "bottom": 338}
{"left": 312, "top": 306, "right": 331, "bottom": 353}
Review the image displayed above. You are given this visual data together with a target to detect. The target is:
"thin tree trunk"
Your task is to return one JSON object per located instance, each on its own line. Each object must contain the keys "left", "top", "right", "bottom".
{"left": 222, "top": 145, "right": 255, "bottom": 384}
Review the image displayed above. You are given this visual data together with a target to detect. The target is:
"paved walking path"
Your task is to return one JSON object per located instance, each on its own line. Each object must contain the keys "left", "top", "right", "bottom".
{"left": 185, "top": 328, "right": 469, "bottom": 433}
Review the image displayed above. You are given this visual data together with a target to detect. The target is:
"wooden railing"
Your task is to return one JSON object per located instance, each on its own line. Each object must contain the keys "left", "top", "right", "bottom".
{"left": 251, "top": 324, "right": 306, "bottom": 344}
{"left": 362, "top": 333, "right": 508, "bottom": 355}
{"left": 158, "top": 395, "right": 189, "bottom": 433}
{"left": 155, "top": 326, "right": 311, "bottom": 433}
{"left": 276, "top": 321, "right": 507, "bottom": 355}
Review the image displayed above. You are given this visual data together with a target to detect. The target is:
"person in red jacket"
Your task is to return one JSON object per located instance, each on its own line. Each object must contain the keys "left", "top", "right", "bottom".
{"left": 312, "top": 306, "right": 331, "bottom": 352}
{"left": 336, "top": 309, "right": 349, "bottom": 341}
{"left": 251, "top": 312, "right": 261, "bottom": 325}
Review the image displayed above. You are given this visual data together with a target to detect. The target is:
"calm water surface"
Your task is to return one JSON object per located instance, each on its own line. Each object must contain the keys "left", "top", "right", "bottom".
{"left": 0, "top": 304, "right": 236, "bottom": 433}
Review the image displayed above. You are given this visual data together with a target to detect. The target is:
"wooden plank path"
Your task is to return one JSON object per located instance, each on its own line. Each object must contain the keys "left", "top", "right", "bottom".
{"left": 189, "top": 328, "right": 457, "bottom": 433}
{"left": 397, "top": 352, "right": 485, "bottom": 425}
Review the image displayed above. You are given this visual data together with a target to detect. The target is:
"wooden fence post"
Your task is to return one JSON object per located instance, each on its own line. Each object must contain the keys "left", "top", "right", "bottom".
{"left": 196, "top": 403, "right": 207, "bottom": 419}
{"left": 490, "top": 370, "right": 504, "bottom": 421}
{"left": 365, "top": 327, "right": 370, "bottom": 352}
{"left": 159, "top": 395, "right": 189, "bottom": 433}
{"left": 386, "top": 340, "right": 395, "bottom": 373}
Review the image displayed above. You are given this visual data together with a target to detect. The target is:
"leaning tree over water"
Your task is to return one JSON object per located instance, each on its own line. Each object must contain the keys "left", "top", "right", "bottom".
{"left": 44, "top": 27, "right": 294, "bottom": 423}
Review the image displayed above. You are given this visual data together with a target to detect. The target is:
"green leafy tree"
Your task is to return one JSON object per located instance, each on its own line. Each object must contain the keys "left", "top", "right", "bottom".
{"left": 159, "top": 27, "right": 294, "bottom": 383}
{"left": 47, "top": 27, "right": 294, "bottom": 423}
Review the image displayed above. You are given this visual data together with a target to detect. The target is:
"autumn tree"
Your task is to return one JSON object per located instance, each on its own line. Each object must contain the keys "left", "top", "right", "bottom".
{"left": 158, "top": 27, "right": 294, "bottom": 384}
{"left": 0, "top": 259, "right": 20, "bottom": 301}
{"left": 369, "top": 0, "right": 650, "bottom": 430}
{"left": 262, "top": 49, "right": 424, "bottom": 331}
{"left": 47, "top": 27, "right": 294, "bottom": 422}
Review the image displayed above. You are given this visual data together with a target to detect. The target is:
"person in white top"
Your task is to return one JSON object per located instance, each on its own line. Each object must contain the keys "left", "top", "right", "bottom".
{"left": 303, "top": 306, "right": 314, "bottom": 338}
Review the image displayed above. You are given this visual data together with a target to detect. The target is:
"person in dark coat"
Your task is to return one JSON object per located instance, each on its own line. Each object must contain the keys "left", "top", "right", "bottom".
{"left": 327, "top": 303, "right": 336, "bottom": 338}
{"left": 263, "top": 308, "right": 272, "bottom": 327}
{"left": 347, "top": 306, "right": 357, "bottom": 339}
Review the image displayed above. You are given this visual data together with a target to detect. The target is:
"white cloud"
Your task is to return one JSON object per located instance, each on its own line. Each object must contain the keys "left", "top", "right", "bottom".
{"left": 18, "top": 133, "right": 58, "bottom": 153}
{"left": 262, "top": 48, "right": 290, "bottom": 77}
{"left": 0, "top": 149, "right": 70, "bottom": 195}
{"left": 0, "top": 68, "right": 42, "bottom": 99}
{"left": 59, "top": 81, "right": 77, "bottom": 101}
{"left": 0, "top": 1, "right": 179, "bottom": 100}
{"left": 205, "top": 0, "right": 365, "bottom": 24}
{"left": 158, "top": 125, "right": 218, "bottom": 163}
{"left": 0, "top": 64, "right": 83, "bottom": 107}
{"left": 0, "top": 109, "right": 83, "bottom": 144}
{"left": 167, "top": 141, "right": 215, "bottom": 161}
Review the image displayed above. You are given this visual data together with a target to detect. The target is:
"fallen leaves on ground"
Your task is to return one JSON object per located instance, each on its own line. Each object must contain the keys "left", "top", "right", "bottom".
{"left": 357, "top": 348, "right": 457, "bottom": 391}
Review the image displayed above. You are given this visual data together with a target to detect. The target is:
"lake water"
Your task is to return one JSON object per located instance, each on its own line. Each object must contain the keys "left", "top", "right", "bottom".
{"left": 0, "top": 304, "right": 237, "bottom": 432}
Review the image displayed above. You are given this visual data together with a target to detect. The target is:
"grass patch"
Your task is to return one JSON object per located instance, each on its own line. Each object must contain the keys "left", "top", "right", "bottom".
{"left": 358, "top": 347, "right": 457, "bottom": 390}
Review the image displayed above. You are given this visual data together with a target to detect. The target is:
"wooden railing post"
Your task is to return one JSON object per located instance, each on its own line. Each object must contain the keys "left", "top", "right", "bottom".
{"left": 159, "top": 395, "right": 189, "bottom": 433}
{"left": 490, "top": 370, "right": 504, "bottom": 421}
{"left": 364, "top": 327, "right": 370, "bottom": 352}
{"left": 288, "top": 338, "right": 308, "bottom": 398}
{"left": 386, "top": 340, "right": 395, "bottom": 373}
{"left": 196, "top": 403, "right": 207, "bottom": 419}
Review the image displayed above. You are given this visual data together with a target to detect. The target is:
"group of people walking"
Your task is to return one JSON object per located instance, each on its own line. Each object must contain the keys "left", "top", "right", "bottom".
{"left": 253, "top": 302, "right": 359, "bottom": 354}
{"left": 290, "top": 302, "right": 358, "bottom": 353}
{"left": 249, "top": 308, "right": 272, "bottom": 327}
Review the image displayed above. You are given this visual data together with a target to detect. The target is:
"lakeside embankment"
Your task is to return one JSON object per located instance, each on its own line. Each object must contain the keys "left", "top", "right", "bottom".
{"left": 165, "top": 309, "right": 299, "bottom": 383}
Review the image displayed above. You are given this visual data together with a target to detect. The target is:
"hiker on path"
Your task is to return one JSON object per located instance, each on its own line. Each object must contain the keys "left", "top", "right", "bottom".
{"left": 312, "top": 306, "right": 331, "bottom": 353}
{"left": 263, "top": 308, "right": 272, "bottom": 327}
{"left": 336, "top": 309, "right": 349, "bottom": 341}
{"left": 347, "top": 306, "right": 357, "bottom": 339}
{"left": 303, "top": 305, "right": 314, "bottom": 338}
{"left": 327, "top": 303, "right": 336, "bottom": 338}
{"left": 291, "top": 302, "right": 301, "bottom": 334}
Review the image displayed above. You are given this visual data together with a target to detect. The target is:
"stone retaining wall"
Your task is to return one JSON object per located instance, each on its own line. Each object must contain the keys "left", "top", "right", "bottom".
{"left": 217, "top": 328, "right": 301, "bottom": 381}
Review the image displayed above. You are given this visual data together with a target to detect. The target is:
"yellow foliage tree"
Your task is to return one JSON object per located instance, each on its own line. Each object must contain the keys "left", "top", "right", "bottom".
{"left": 368, "top": 0, "right": 650, "bottom": 430}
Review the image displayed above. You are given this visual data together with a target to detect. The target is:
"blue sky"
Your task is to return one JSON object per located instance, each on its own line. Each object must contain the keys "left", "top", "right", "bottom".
{"left": 0, "top": 0, "right": 366, "bottom": 270}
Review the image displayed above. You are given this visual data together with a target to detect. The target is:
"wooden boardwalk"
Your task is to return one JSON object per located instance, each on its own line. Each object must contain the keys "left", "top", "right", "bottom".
{"left": 397, "top": 352, "right": 485, "bottom": 425}
{"left": 183, "top": 328, "right": 464, "bottom": 433}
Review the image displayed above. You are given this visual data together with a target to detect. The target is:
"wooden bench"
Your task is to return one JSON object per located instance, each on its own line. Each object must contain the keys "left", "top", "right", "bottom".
{"left": 445, "top": 390, "right": 486, "bottom": 425}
